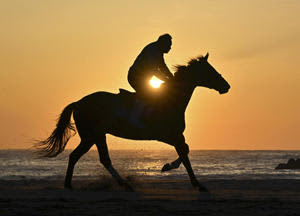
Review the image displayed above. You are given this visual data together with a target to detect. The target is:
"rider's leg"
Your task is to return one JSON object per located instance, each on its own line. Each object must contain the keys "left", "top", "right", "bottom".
{"left": 128, "top": 81, "right": 148, "bottom": 128}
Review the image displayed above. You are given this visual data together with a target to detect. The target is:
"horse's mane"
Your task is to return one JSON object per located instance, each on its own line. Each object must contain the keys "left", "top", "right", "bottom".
{"left": 173, "top": 55, "right": 205, "bottom": 80}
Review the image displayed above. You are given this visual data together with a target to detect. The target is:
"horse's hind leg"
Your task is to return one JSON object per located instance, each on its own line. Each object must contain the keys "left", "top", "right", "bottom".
{"left": 64, "top": 139, "right": 93, "bottom": 189}
{"left": 95, "top": 134, "right": 133, "bottom": 191}
{"left": 161, "top": 157, "right": 181, "bottom": 172}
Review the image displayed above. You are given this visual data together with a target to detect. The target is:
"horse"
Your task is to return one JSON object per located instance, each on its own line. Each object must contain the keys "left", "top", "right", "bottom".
{"left": 35, "top": 53, "right": 230, "bottom": 192}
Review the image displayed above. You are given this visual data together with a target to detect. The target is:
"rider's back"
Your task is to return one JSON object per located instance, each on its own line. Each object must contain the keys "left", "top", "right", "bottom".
{"left": 129, "top": 41, "right": 163, "bottom": 79}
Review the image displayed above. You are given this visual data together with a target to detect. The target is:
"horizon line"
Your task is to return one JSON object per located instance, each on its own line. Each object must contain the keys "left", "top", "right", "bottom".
{"left": 2, "top": 148, "right": 300, "bottom": 151}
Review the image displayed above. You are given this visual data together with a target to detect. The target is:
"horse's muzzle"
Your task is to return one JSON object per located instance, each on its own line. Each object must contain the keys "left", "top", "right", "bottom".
{"left": 219, "top": 85, "right": 230, "bottom": 94}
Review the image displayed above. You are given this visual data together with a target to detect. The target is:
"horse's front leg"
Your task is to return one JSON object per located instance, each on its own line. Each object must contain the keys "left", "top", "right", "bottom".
{"left": 161, "top": 157, "right": 181, "bottom": 172}
{"left": 171, "top": 135, "right": 208, "bottom": 192}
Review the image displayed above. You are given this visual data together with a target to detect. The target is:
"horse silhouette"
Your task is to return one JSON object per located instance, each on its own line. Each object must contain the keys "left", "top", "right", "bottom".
{"left": 35, "top": 53, "right": 230, "bottom": 192}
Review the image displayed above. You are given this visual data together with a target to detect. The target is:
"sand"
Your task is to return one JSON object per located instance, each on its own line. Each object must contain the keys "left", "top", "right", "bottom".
{"left": 1, "top": 178, "right": 300, "bottom": 216}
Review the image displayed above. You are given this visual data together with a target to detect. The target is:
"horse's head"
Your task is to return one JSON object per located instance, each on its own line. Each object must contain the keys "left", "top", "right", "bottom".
{"left": 174, "top": 53, "right": 230, "bottom": 94}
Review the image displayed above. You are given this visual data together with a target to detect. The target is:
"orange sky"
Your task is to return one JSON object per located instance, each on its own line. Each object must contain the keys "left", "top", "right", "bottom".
{"left": 0, "top": 1, "right": 299, "bottom": 150}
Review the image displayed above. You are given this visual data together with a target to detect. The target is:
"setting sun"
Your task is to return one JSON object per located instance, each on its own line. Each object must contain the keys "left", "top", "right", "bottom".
{"left": 149, "top": 76, "right": 164, "bottom": 88}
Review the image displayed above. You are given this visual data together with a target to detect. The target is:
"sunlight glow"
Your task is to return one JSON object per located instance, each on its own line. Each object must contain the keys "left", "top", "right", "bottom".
{"left": 149, "top": 76, "right": 164, "bottom": 88}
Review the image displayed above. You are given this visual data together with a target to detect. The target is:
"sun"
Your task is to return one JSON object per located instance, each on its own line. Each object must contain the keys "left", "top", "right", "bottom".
{"left": 149, "top": 76, "right": 164, "bottom": 88}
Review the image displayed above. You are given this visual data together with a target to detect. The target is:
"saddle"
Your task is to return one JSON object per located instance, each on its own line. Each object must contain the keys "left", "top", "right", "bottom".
{"left": 118, "top": 88, "right": 137, "bottom": 107}
{"left": 119, "top": 88, "right": 135, "bottom": 96}
{"left": 118, "top": 88, "right": 159, "bottom": 126}
{"left": 118, "top": 88, "right": 160, "bottom": 102}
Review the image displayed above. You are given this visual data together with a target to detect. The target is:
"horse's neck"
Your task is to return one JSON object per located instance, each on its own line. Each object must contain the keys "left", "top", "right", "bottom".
{"left": 169, "top": 81, "right": 196, "bottom": 112}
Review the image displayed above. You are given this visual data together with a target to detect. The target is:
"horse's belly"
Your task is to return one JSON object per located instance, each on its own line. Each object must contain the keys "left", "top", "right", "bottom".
{"left": 106, "top": 114, "right": 185, "bottom": 141}
{"left": 107, "top": 122, "right": 157, "bottom": 141}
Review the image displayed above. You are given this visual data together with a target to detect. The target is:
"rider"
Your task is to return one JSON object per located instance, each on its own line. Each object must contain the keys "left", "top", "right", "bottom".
{"left": 128, "top": 33, "right": 174, "bottom": 98}
{"left": 127, "top": 33, "right": 174, "bottom": 127}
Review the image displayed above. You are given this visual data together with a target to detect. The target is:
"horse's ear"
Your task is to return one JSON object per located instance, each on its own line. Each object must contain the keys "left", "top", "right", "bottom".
{"left": 204, "top": 52, "right": 209, "bottom": 60}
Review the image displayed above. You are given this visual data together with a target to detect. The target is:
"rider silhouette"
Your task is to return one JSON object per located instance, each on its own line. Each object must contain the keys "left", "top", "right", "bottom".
{"left": 127, "top": 34, "right": 173, "bottom": 127}
{"left": 128, "top": 33, "right": 173, "bottom": 97}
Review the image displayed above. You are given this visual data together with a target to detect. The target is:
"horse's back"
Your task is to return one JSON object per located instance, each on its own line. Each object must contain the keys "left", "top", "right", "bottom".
{"left": 75, "top": 89, "right": 136, "bottom": 114}
{"left": 78, "top": 89, "right": 135, "bottom": 101}
{"left": 76, "top": 91, "right": 114, "bottom": 106}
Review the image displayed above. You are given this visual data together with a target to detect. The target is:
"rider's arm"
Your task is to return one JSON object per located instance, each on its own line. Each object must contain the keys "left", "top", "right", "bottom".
{"left": 156, "top": 56, "right": 173, "bottom": 81}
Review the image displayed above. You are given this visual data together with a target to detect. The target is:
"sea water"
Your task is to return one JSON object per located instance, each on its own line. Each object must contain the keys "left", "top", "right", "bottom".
{"left": 0, "top": 150, "right": 300, "bottom": 181}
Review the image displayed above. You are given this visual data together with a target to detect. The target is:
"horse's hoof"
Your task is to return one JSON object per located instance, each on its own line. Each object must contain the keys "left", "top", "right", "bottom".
{"left": 64, "top": 184, "right": 73, "bottom": 190}
{"left": 124, "top": 183, "right": 134, "bottom": 192}
{"left": 161, "top": 163, "right": 172, "bottom": 172}
{"left": 197, "top": 185, "right": 209, "bottom": 193}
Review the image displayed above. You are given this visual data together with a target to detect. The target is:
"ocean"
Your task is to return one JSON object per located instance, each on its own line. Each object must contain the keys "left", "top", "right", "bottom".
{"left": 1, "top": 150, "right": 300, "bottom": 181}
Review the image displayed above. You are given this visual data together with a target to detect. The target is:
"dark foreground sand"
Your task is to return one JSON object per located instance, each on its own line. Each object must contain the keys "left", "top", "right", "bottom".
{"left": 1, "top": 178, "right": 300, "bottom": 216}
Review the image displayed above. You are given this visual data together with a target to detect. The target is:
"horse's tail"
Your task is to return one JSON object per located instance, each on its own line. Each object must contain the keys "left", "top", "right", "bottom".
{"left": 35, "top": 102, "right": 77, "bottom": 157}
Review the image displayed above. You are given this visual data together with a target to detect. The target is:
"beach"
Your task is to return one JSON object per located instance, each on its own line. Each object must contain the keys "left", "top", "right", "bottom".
{"left": 1, "top": 150, "right": 300, "bottom": 215}
{"left": 1, "top": 178, "right": 300, "bottom": 216}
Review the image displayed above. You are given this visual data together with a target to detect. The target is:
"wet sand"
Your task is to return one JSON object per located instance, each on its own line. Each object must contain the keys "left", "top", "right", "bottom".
{"left": 1, "top": 178, "right": 300, "bottom": 215}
